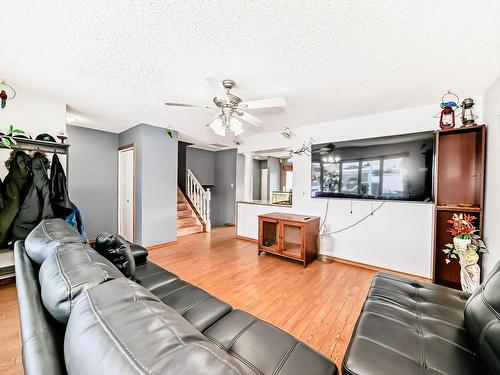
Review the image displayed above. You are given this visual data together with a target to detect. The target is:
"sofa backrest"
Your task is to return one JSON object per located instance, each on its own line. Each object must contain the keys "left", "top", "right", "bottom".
{"left": 39, "top": 242, "right": 124, "bottom": 323}
{"left": 464, "top": 261, "right": 500, "bottom": 373}
{"left": 64, "top": 278, "right": 245, "bottom": 375}
{"left": 25, "top": 218, "right": 85, "bottom": 264}
{"left": 14, "top": 240, "right": 66, "bottom": 375}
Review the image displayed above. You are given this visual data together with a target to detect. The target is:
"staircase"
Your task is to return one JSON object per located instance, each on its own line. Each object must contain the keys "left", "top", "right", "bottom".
{"left": 177, "top": 189, "right": 204, "bottom": 236}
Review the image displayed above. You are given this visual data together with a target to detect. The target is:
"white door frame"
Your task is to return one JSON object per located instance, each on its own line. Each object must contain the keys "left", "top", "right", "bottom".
{"left": 118, "top": 144, "right": 135, "bottom": 242}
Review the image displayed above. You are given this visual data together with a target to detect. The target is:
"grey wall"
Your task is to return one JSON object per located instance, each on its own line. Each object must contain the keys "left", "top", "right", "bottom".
{"left": 178, "top": 141, "right": 191, "bottom": 193}
{"left": 67, "top": 125, "right": 119, "bottom": 239}
{"left": 212, "top": 149, "right": 237, "bottom": 226}
{"left": 186, "top": 148, "right": 215, "bottom": 186}
{"left": 235, "top": 153, "right": 245, "bottom": 202}
{"left": 268, "top": 157, "right": 281, "bottom": 195}
{"left": 252, "top": 159, "right": 261, "bottom": 200}
{"left": 119, "top": 124, "right": 178, "bottom": 247}
{"left": 184, "top": 147, "right": 237, "bottom": 226}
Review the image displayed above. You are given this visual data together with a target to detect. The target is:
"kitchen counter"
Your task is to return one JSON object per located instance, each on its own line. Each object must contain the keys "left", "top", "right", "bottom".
{"left": 237, "top": 200, "right": 292, "bottom": 208}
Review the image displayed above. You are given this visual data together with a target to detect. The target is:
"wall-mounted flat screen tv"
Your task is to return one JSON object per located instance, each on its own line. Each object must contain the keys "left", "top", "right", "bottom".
{"left": 311, "top": 131, "right": 434, "bottom": 202}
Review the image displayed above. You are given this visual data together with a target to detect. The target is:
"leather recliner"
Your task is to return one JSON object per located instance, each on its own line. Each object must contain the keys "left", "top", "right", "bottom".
{"left": 15, "top": 219, "right": 338, "bottom": 375}
{"left": 342, "top": 270, "right": 500, "bottom": 374}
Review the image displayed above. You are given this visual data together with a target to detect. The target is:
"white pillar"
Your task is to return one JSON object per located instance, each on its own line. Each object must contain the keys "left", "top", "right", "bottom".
{"left": 243, "top": 152, "right": 254, "bottom": 201}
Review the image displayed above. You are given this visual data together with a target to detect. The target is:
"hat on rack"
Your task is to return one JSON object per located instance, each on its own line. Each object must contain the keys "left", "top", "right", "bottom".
{"left": 35, "top": 133, "right": 56, "bottom": 143}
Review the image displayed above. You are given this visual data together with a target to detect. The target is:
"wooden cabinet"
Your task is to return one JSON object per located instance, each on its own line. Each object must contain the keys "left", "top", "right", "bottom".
{"left": 433, "top": 125, "right": 486, "bottom": 289}
{"left": 258, "top": 212, "right": 320, "bottom": 267}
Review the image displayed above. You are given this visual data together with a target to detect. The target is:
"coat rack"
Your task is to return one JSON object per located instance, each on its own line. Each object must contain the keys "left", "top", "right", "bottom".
{"left": 0, "top": 137, "right": 70, "bottom": 179}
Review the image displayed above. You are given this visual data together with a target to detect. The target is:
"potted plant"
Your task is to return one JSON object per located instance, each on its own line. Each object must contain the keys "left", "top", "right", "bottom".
{"left": 442, "top": 213, "right": 487, "bottom": 292}
{"left": 1, "top": 124, "right": 28, "bottom": 148}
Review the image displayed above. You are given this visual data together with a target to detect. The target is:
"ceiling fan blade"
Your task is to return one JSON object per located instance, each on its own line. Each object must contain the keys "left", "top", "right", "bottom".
{"left": 164, "top": 102, "right": 215, "bottom": 110}
{"left": 205, "top": 77, "right": 228, "bottom": 100}
{"left": 238, "top": 111, "right": 263, "bottom": 127}
{"left": 239, "top": 97, "right": 287, "bottom": 109}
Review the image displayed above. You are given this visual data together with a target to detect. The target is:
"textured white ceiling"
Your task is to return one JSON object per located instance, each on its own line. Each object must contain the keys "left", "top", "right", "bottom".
{"left": 1, "top": 1, "right": 500, "bottom": 145}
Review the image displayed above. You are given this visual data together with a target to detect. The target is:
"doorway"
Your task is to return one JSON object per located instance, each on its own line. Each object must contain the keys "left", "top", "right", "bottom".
{"left": 118, "top": 145, "right": 135, "bottom": 242}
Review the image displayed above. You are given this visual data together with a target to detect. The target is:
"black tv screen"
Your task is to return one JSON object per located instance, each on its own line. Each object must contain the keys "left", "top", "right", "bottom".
{"left": 311, "top": 132, "right": 434, "bottom": 202}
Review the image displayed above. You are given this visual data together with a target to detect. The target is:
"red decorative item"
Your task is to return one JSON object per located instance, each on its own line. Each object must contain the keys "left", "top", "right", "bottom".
{"left": 435, "top": 90, "right": 459, "bottom": 129}
{"left": 439, "top": 105, "right": 455, "bottom": 129}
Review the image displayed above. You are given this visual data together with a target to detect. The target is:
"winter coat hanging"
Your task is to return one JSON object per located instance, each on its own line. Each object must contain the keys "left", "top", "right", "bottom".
{"left": 12, "top": 152, "right": 54, "bottom": 241}
{"left": 50, "top": 153, "right": 72, "bottom": 218}
{"left": 0, "top": 151, "right": 31, "bottom": 244}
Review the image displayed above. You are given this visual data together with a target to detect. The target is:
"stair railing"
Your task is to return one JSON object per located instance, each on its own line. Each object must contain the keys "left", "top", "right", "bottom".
{"left": 186, "top": 169, "right": 211, "bottom": 231}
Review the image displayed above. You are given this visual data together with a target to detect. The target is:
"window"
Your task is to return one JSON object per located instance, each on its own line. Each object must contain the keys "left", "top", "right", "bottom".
{"left": 361, "top": 160, "right": 380, "bottom": 196}
{"left": 382, "top": 157, "right": 405, "bottom": 197}
{"left": 340, "top": 161, "right": 359, "bottom": 195}
{"left": 323, "top": 163, "right": 340, "bottom": 192}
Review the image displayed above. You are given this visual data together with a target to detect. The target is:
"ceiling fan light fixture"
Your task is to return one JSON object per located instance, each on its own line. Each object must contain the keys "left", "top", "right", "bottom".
{"left": 233, "top": 127, "right": 244, "bottom": 136}
{"left": 209, "top": 117, "right": 226, "bottom": 136}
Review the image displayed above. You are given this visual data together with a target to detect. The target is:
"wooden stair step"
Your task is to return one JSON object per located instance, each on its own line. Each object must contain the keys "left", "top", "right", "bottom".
{"left": 177, "top": 210, "right": 194, "bottom": 219}
{"left": 177, "top": 217, "right": 198, "bottom": 227}
{"left": 177, "top": 202, "right": 189, "bottom": 210}
{"left": 177, "top": 224, "right": 203, "bottom": 236}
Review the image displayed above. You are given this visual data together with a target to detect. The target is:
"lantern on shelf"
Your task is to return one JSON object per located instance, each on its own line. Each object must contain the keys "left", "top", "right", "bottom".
{"left": 435, "top": 91, "right": 459, "bottom": 130}
{"left": 460, "top": 98, "right": 477, "bottom": 127}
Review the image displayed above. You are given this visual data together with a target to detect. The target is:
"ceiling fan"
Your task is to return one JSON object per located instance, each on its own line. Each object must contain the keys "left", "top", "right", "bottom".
{"left": 164, "top": 78, "right": 286, "bottom": 137}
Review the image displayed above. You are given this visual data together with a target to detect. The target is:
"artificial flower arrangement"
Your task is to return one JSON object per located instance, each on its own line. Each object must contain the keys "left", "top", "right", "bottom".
{"left": 442, "top": 213, "right": 487, "bottom": 264}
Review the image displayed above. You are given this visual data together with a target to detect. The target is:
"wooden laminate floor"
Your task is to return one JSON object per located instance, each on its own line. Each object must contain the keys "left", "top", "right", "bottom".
{"left": 0, "top": 227, "right": 377, "bottom": 374}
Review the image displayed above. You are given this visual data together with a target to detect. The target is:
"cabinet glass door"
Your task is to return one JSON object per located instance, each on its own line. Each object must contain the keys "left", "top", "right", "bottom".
{"left": 260, "top": 219, "right": 279, "bottom": 253}
{"left": 281, "top": 222, "right": 303, "bottom": 259}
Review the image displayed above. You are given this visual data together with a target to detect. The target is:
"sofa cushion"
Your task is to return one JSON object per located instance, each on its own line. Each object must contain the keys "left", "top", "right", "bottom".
{"left": 134, "top": 260, "right": 179, "bottom": 290}
{"left": 204, "top": 309, "right": 337, "bottom": 375}
{"left": 151, "top": 278, "right": 232, "bottom": 331}
{"left": 39, "top": 243, "right": 123, "bottom": 323}
{"left": 465, "top": 261, "right": 500, "bottom": 373}
{"left": 342, "top": 273, "right": 486, "bottom": 375}
{"left": 64, "top": 278, "right": 245, "bottom": 375}
{"left": 94, "top": 232, "right": 135, "bottom": 278}
{"left": 25, "top": 218, "right": 85, "bottom": 264}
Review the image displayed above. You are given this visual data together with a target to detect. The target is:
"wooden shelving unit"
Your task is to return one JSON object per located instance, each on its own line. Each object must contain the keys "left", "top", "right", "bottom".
{"left": 432, "top": 125, "right": 486, "bottom": 289}
{"left": 258, "top": 212, "right": 320, "bottom": 267}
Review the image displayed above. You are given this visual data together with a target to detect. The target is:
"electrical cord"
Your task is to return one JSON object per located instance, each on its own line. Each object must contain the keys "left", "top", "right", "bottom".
{"left": 320, "top": 198, "right": 386, "bottom": 235}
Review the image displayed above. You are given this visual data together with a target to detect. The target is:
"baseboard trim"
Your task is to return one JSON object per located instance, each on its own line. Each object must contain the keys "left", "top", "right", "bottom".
{"left": 146, "top": 241, "right": 177, "bottom": 250}
{"left": 235, "top": 234, "right": 258, "bottom": 243}
{"left": 332, "top": 257, "right": 432, "bottom": 283}
{"left": 224, "top": 223, "right": 236, "bottom": 227}
{"left": 233, "top": 235, "right": 430, "bottom": 282}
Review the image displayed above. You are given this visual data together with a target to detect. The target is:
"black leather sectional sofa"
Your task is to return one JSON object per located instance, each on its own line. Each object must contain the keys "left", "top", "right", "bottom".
{"left": 343, "top": 271, "right": 500, "bottom": 374}
{"left": 14, "top": 219, "right": 338, "bottom": 375}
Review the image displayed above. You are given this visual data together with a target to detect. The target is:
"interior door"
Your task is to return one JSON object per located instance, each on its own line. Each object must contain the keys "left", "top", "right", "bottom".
{"left": 118, "top": 147, "right": 134, "bottom": 242}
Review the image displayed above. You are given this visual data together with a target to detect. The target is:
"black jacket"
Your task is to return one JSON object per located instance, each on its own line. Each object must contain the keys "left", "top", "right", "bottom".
{"left": 13, "top": 152, "right": 54, "bottom": 241}
{"left": 50, "top": 153, "right": 72, "bottom": 218}
{"left": 0, "top": 151, "right": 31, "bottom": 244}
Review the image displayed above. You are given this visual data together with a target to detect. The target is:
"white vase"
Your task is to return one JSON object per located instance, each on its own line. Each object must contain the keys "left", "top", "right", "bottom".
{"left": 453, "top": 237, "right": 480, "bottom": 293}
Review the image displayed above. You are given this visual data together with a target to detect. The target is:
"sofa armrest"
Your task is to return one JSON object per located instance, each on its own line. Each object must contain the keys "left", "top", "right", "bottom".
{"left": 129, "top": 243, "right": 148, "bottom": 265}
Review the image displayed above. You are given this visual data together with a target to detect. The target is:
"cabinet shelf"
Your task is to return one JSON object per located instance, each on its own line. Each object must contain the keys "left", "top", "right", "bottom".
{"left": 436, "top": 205, "right": 481, "bottom": 213}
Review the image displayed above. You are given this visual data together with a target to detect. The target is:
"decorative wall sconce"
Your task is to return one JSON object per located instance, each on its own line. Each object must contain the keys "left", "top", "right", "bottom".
{"left": 281, "top": 125, "right": 291, "bottom": 139}
{"left": 233, "top": 136, "right": 241, "bottom": 146}
{"left": 0, "top": 79, "right": 16, "bottom": 109}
